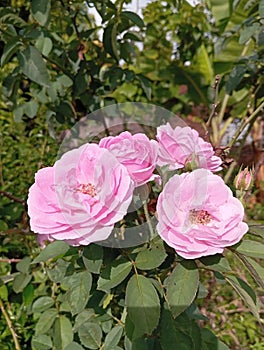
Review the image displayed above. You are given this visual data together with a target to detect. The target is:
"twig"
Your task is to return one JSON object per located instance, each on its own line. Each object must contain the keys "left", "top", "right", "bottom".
{"left": 0, "top": 258, "right": 21, "bottom": 263}
{"left": 228, "top": 100, "right": 264, "bottom": 151}
{"left": 0, "top": 298, "right": 21, "bottom": 350}
{"left": 0, "top": 191, "right": 25, "bottom": 205}
{"left": 143, "top": 200, "right": 155, "bottom": 241}
{"left": 206, "top": 74, "right": 221, "bottom": 130}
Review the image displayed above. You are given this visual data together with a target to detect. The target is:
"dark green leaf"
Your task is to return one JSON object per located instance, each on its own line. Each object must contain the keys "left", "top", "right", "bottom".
{"left": 166, "top": 261, "right": 199, "bottom": 318}
{"left": 248, "top": 224, "right": 264, "bottom": 238}
{"left": 78, "top": 322, "right": 102, "bottom": 349}
{"left": 16, "top": 256, "right": 31, "bottom": 273}
{"left": 1, "top": 38, "right": 23, "bottom": 66}
{"left": 125, "top": 275, "right": 160, "bottom": 339}
{"left": 32, "top": 241, "right": 70, "bottom": 263}
{"left": 18, "top": 46, "right": 50, "bottom": 87}
{"left": 225, "top": 65, "right": 247, "bottom": 94}
{"left": 201, "top": 328, "right": 230, "bottom": 350}
{"left": 97, "top": 257, "right": 132, "bottom": 292}
{"left": 82, "top": 244, "right": 103, "bottom": 274}
{"left": 47, "top": 259, "right": 71, "bottom": 283}
{"left": 225, "top": 275, "right": 260, "bottom": 321}
{"left": 31, "top": 0, "right": 51, "bottom": 26}
{"left": 121, "top": 11, "right": 145, "bottom": 28}
{"left": 235, "top": 254, "right": 264, "bottom": 289}
{"left": 199, "top": 254, "right": 231, "bottom": 272}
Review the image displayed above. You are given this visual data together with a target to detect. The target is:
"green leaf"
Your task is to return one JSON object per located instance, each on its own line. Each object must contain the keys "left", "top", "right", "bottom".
{"left": 225, "top": 275, "right": 260, "bottom": 321}
{"left": 135, "top": 238, "right": 167, "bottom": 270}
{"left": 35, "top": 308, "right": 58, "bottom": 336}
{"left": 124, "top": 336, "right": 148, "bottom": 350}
{"left": 35, "top": 37, "right": 53, "bottom": 56}
{"left": 16, "top": 256, "right": 31, "bottom": 273}
{"left": 13, "top": 273, "right": 31, "bottom": 293}
{"left": 82, "top": 244, "right": 103, "bottom": 274}
{"left": 225, "top": 65, "right": 247, "bottom": 94}
{"left": 78, "top": 322, "right": 102, "bottom": 349}
{"left": 160, "top": 308, "right": 194, "bottom": 350}
{"left": 199, "top": 254, "right": 231, "bottom": 272}
{"left": 166, "top": 261, "right": 199, "bottom": 318}
{"left": 18, "top": 46, "right": 50, "bottom": 87}
{"left": 47, "top": 259, "right": 71, "bottom": 283}
{"left": 63, "top": 271, "right": 92, "bottom": 315}
{"left": 97, "top": 257, "right": 132, "bottom": 292}
{"left": 121, "top": 11, "right": 145, "bottom": 28}
{"left": 53, "top": 315, "right": 73, "bottom": 350}
{"left": 32, "top": 297, "right": 54, "bottom": 313}
{"left": 236, "top": 254, "right": 264, "bottom": 289}
{"left": 259, "top": 0, "right": 264, "bottom": 17}
{"left": 32, "top": 241, "right": 70, "bottom": 263}
{"left": 193, "top": 44, "right": 214, "bottom": 84}
{"left": 73, "top": 309, "right": 95, "bottom": 332}
{"left": 1, "top": 38, "right": 23, "bottom": 66}
{"left": 248, "top": 224, "right": 264, "bottom": 238}
{"left": 24, "top": 100, "right": 39, "bottom": 118}
{"left": 201, "top": 328, "right": 230, "bottom": 350}
{"left": 32, "top": 334, "right": 52, "bottom": 350}
{"left": 125, "top": 275, "right": 160, "bottom": 339}
{"left": 64, "top": 343, "right": 85, "bottom": 350}
{"left": 0, "top": 285, "right": 8, "bottom": 301}
{"left": 104, "top": 325, "right": 123, "bottom": 350}
{"left": 23, "top": 284, "right": 35, "bottom": 306}
{"left": 136, "top": 74, "right": 152, "bottom": 100}
{"left": 234, "top": 239, "right": 264, "bottom": 258}
{"left": 31, "top": 0, "right": 51, "bottom": 26}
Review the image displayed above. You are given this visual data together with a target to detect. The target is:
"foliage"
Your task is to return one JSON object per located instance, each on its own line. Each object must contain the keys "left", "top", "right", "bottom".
{"left": 0, "top": 0, "right": 264, "bottom": 349}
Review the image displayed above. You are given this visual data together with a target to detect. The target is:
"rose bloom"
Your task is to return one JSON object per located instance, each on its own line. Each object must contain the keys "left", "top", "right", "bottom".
{"left": 27, "top": 143, "right": 134, "bottom": 246}
{"left": 156, "top": 169, "right": 248, "bottom": 259}
{"left": 99, "top": 131, "right": 159, "bottom": 186}
{"left": 156, "top": 123, "right": 222, "bottom": 172}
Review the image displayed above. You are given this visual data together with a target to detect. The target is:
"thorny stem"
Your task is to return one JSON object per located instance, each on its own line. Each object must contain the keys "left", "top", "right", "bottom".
{"left": 0, "top": 298, "right": 21, "bottom": 350}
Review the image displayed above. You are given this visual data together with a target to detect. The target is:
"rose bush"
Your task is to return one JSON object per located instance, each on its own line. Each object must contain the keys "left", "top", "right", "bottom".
{"left": 28, "top": 143, "right": 134, "bottom": 245}
{"left": 156, "top": 168, "right": 248, "bottom": 259}
{"left": 156, "top": 123, "right": 222, "bottom": 171}
{"left": 99, "top": 131, "right": 159, "bottom": 186}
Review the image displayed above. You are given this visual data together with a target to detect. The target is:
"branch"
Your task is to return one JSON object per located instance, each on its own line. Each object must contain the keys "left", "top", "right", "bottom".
{"left": 0, "top": 298, "right": 21, "bottom": 350}
{"left": 0, "top": 191, "right": 25, "bottom": 205}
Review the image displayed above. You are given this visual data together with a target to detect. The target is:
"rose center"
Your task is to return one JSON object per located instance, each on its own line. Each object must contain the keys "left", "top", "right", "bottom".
{"left": 189, "top": 209, "right": 211, "bottom": 225}
{"left": 77, "top": 183, "right": 97, "bottom": 197}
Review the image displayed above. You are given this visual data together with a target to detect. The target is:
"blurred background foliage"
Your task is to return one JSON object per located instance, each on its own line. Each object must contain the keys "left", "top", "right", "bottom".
{"left": 0, "top": 0, "right": 264, "bottom": 349}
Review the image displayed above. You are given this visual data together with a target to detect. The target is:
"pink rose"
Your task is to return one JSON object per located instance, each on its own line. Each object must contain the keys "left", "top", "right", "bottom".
{"left": 156, "top": 169, "right": 248, "bottom": 259}
{"left": 156, "top": 123, "right": 222, "bottom": 172}
{"left": 27, "top": 143, "right": 134, "bottom": 245}
{"left": 99, "top": 131, "right": 159, "bottom": 186}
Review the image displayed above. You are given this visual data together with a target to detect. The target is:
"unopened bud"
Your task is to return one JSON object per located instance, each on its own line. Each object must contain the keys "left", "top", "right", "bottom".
{"left": 234, "top": 167, "right": 254, "bottom": 191}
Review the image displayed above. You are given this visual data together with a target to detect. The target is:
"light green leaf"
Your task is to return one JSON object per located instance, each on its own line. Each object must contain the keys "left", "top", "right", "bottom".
{"left": 32, "top": 334, "right": 52, "bottom": 350}
{"left": 73, "top": 309, "right": 95, "bottom": 332}
{"left": 78, "top": 322, "right": 102, "bottom": 349}
{"left": 193, "top": 44, "right": 214, "bottom": 84}
{"left": 125, "top": 275, "right": 160, "bottom": 339}
{"left": 13, "top": 273, "right": 31, "bottom": 293}
{"left": 31, "top": 0, "right": 51, "bottom": 26}
{"left": 260, "top": 0, "right": 264, "bottom": 17}
{"left": 35, "top": 37, "right": 53, "bottom": 56}
{"left": 104, "top": 325, "right": 123, "bottom": 350}
{"left": 63, "top": 271, "right": 92, "bottom": 315}
{"left": 18, "top": 46, "right": 50, "bottom": 87}
{"left": 24, "top": 100, "right": 39, "bottom": 118}
{"left": 53, "top": 315, "right": 73, "bottom": 350}
{"left": 32, "top": 296, "right": 54, "bottom": 313}
{"left": 166, "top": 261, "right": 199, "bottom": 318}
{"left": 236, "top": 254, "right": 264, "bottom": 289}
{"left": 64, "top": 343, "right": 85, "bottom": 350}
{"left": 97, "top": 257, "right": 132, "bottom": 292}
{"left": 135, "top": 237, "right": 167, "bottom": 270}
{"left": 234, "top": 239, "right": 264, "bottom": 258}
{"left": 32, "top": 241, "right": 70, "bottom": 264}
{"left": 16, "top": 256, "right": 31, "bottom": 274}
{"left": 35, "top": 308, "right": 58, "bottom": 336}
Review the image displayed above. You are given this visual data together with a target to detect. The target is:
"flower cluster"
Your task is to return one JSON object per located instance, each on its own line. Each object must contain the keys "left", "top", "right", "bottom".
{"left": 28, "top": 124, "right": 248, "bottom": 259}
